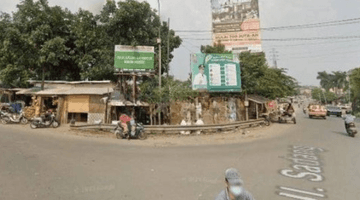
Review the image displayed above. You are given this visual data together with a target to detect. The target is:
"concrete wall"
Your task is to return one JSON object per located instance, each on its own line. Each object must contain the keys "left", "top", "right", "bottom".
{"left": 170, "top": 97, "right": 247, "bottom": 125}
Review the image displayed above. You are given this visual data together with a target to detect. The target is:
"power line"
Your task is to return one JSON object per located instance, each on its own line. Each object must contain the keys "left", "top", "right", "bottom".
{"left": 263, "top": 39, "right": 360, "bottom": 48}
{"left": 262, "top": 35, "right": 360, "bottom": 41}
{"left": 269, "top": 42, "right": 360, "bottom": 56}
{"left": 181, "top": 34, "right": 360, "bottom": 41}
{"left": 175, "top": 17, "right": 360, "bottom": 32}
{"left": 182, "top": 40, "right": 201, "bottom": 49}
{"left": 278, "top": 49, "right": 360, "bottom": 60}
{"left": 180, "top": 44, "right": 194, "bottom": 53}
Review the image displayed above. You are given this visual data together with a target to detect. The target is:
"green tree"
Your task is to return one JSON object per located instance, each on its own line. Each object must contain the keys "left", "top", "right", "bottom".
{"left": 200, "top": 42, "right": 231, "bottom": 54}
{"left": 99, "top": 0, "right": 182, "bottom": 76}
{"left": 239, "top": 52, "right": 268, "bottom": 94}
{"left": 349, "top": 68, "right": 360, "bottom": 113}
{"left": 311, "top": 88, "right": 337, "bottom": 104}
{"left": 139, "top": 76, "right": 198, "bottom": 104}
{"left": 255, "top": 68, "right": 298, "bottom": 99}
{"left": 317, "top": 71, "right": 333, "bottom": 91}
{"left": 317, "top": 71, "right": 348, "bottom": 93}
{"left": 331, "top": 71, "right": 347, "bottom": 94}
{"left": 239, "top": 51, "right": 297, "bottom": 99}
{"left": 0, "top": 0, "right": 182, "bottom": 87}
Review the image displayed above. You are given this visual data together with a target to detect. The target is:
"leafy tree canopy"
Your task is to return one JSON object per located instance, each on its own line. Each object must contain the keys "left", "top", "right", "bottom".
{"left": 317, "top": 71, "right": 348, "bottom": 92}
{"left": 0, "top": 0, "right": 182, "bottom": 87}
{"left": 240, "top": 52, "right": 298, "bottom": 99}
{"left": 311, "top": 88, "right": 337, "bottom": 104}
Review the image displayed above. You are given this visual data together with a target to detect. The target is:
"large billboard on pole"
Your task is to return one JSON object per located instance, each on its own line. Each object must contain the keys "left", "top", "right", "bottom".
{"left": 211, "top": 0, "right": 262, "bottom": 53}
{"left": 191, "top": 53, "right": 241, "bottom": 92}
{"left": 114, "top": 45, "right": 154, "bottom": 69}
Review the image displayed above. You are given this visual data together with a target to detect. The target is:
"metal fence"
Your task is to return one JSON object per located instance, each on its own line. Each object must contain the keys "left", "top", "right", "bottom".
{"left": 70, "top": 119, "right": 267, "bottom": 134}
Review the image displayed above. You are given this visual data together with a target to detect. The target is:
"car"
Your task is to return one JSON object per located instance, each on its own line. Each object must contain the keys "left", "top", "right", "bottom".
{"left": 308, "top": 104, "right": 327, "bottom": 119}
{"left": 326, "top": 106, "right": 342, "bottom": 117}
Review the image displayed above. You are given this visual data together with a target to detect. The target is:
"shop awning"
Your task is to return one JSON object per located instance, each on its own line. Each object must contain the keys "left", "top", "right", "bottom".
{"left": 248, "top": 95, "right": 270, "bottom": 104}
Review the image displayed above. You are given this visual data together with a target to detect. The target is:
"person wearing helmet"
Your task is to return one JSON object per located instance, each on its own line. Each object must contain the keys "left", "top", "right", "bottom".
{"left": 215, "top": 168, "right": 255, "bottom": 200}
{"left": 343, "top": 110, "right": 355, "bottom": 129}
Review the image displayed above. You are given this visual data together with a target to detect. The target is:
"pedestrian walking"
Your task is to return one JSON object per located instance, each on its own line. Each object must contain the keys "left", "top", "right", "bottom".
{"left": 215, "top": 168, "right": 255, "bottom": 200}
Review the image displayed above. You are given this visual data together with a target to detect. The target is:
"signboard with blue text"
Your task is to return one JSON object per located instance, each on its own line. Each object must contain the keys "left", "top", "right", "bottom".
{"left": 191, "top": 53, "right": 241, "bottom": 92}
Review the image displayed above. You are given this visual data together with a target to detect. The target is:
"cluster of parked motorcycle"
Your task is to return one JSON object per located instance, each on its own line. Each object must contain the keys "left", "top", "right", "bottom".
{"left": 0, "top": 108, "right": 60, "bottom": 129}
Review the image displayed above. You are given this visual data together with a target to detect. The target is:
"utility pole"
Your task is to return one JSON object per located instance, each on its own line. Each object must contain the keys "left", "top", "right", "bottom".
{"left": 157, "top": 0, "right": 162, "bottom": 125}
{"left": 322, "top": 90, "right": 327, "bottom": 105}
{"left": 41, "top": 66, "right": 45, "bottom": 90}
{"left": 167, "top": 18, "right": 170, "bottom": 78}
{"left": 348, "top": 75, "right": 351, "bottom": 103}
{"left": 270, "top": 48, "right": 278, "bottom": 68}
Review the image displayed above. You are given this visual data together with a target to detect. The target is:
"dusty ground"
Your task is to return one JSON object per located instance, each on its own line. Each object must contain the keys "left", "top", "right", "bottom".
{"left": 0, "top": 121, "right": 292, "bottom": 147}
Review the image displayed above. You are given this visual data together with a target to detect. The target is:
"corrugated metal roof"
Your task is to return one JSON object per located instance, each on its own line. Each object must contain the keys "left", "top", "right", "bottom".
{"left": 28, "top": 80, "right": 111, "bottom": 85}
{"left": 16, "top": 87, "right": 43, "bottom": 95}
{"left": 17, "top": 87, "right": 113, "bottom": 95}
{"left": 35, "top": 88, "right": 70, "bottom": 95}
{"left": 248, "top": 95, "right": 270, "bottom": 104}
{"left": 35, "top": 87, "right": 113, "bottom": 95}
{"left": 66, "top": 87, "right": 113, "bottom": 95}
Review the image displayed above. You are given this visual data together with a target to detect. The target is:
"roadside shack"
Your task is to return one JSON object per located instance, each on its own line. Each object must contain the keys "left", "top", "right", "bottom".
{"left": 16, "top": 81, "right": 114, "bottom": 124}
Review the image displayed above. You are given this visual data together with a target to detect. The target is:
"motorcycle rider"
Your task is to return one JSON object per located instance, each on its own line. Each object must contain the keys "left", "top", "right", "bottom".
{"left": 284, "top": 103, "right": 294, "bottom": 117}
{"left": 343, "top": 110, "right": 355, "bottom": 129}
{"left": 215, "top": 168, "right": 255, "bottom": 200}
{"left": 38, "top": 109, "right": 52, "bottom": 124}
{"left": 119, "top": 112, "right": 133, "bottom": 138}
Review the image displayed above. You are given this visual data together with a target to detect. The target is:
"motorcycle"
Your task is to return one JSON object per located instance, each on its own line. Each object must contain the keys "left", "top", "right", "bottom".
{"left": 1, "top": 110, "right": 28, "bottom": 124}
{"left": 260, "top": 113, "right": 271, "bottom": 126}
{"left": 114, "top": 121, "right": 147, "bottom": 140}
{"left": 346, "top": 122, "right": 357, "bottom": 137}
{"left": 279, "top": 112, "right": 296, "bottom": 124}
{"left": 30, "top": 112, "right": 60, "bottom": 129}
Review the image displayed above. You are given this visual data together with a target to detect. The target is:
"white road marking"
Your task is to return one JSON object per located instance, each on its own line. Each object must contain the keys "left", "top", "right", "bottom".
{"left": 280, "top": 187, "right": 325, "bottom": 197}
{"left": 279, "top": 192, "right": 318, "bottom": 200}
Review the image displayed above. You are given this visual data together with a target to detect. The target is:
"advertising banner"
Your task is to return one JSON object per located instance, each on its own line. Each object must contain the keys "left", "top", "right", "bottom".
{"left": 191, "top": 53, "right": 241, "bottom": 92}
{"left": 114, "top": 45, "right": 154, "bottom": 69}
{"left": 211, "top": 0, "right": 262, "bottom": 52}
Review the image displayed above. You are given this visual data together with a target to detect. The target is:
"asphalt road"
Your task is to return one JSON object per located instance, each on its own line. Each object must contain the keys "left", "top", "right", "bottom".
{"left": 0, "top": 109, "right": 359, "bottom": 200}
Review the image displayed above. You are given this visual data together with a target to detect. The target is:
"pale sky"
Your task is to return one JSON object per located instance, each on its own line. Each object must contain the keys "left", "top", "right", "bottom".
{"left": 1, "top": 0, "right": 360, "bottom": 86}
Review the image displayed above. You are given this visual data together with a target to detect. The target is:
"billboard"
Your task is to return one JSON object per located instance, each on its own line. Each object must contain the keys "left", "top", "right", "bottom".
{"left": 114, "top": 45, "right": 154, "bottom": 69}
{"left": 211, "top": 0, "right": 262, "bottom": 53}
{"left": 191, "top": 53, "right": 241, "bottom": 92}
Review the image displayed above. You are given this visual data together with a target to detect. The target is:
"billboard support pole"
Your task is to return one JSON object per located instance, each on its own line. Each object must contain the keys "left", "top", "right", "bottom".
{"left": 167, "top": 18, "right": 170, "bottom": 78}
{"left": 132, "top": 75, "right": 137, "bottom": 104}
{"left": 157, "top": 0, "right": 162, "bottom": 125}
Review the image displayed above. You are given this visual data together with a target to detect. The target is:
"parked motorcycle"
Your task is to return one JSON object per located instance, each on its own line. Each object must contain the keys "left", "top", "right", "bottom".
{"left": 0, "top": 110, "right": 6, "bottom": 121}
{"left": 30, "top": 111, "right": 60, "bottom": 129}
{"left": 346, "top": 122, "right": 357, "bottom": 137}
{"left": 1, "top": 110, "right": 28, "bottom": 124}
{"left": 114, "top": 121, "right": 147, "bottom": 140}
